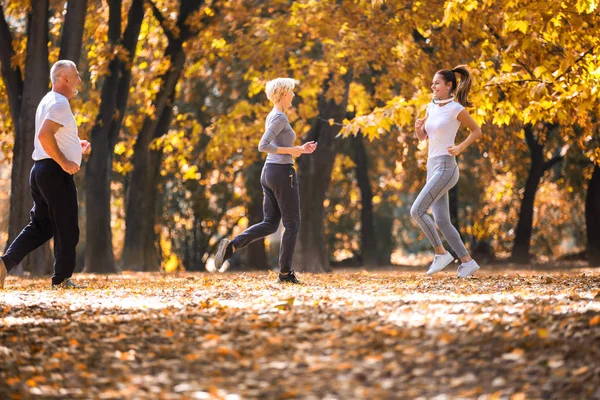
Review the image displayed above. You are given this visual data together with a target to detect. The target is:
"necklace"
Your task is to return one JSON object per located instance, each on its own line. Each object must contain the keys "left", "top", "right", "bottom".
{"left": 432, "top": 96, "right": 454, "bottom": 105}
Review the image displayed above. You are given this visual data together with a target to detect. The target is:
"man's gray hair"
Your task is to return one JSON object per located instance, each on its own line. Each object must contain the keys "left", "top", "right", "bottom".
{"left": 50, "top": 60, "right": 77, "bottom": 84}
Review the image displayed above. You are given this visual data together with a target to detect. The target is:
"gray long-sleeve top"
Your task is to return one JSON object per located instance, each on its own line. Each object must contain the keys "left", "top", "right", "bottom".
{"left": 258, "top": 108, "right": 296, "bottom": 165}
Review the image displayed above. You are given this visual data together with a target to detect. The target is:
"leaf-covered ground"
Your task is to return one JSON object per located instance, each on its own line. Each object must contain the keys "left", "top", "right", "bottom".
{"left": 2, "top": 264, "right": 600, "bottom": 399}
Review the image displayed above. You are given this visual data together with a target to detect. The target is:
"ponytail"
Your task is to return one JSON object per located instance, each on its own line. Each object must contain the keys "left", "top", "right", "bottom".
{"left": 451, "top": 65, "right": 472, "bottom": 107}
{"left": 435, "top": 65, "right": 473, "bottom": 107}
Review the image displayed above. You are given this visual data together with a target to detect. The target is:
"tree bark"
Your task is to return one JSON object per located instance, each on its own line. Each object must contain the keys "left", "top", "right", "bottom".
{"left": 84, "top": 0, "right": 121, "bottom": 273}
{"left": 586, "top": 164, "right": 600, "bottom": 267}
{"left": 3, "top": 2, "right": 52, "bottom": 275}
{"left": 84, "top": 0, "right": 144, "bottom": 273}
{"left": 352, "top": 134, "right": 377, "bottom": 266}
{"left": 122, "top": 0, "right": 204, "bottom": 271}
{"left": 0, "top": 4, "right": 23, "bottom": 131}
{"left": 511, "top": 124, "right": 563, "bottom": 264}
{"left": 189, "top": 207, "right": 210, "bottom": 270}
{"left": 511, "top": 125, "right": 545, "bottom": 264}
{"left": 472, "top": 238, "right": 496, "bottom": 262}
{"left": 293, "top": 75, "right": 352, "bottom": 273}
{"left": 123, "top": 102, "right": 174, "bottom": 271}
{"left": 374, "top": 207, "right": 394, "bottom": 265}
{"left": 58, "top": 0, "right": 88, "bottom": 62}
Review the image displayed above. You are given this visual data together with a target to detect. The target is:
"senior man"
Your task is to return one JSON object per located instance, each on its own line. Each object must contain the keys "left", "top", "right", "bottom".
{"left": 0, "top": 60, "right": 90, "bottom": 289}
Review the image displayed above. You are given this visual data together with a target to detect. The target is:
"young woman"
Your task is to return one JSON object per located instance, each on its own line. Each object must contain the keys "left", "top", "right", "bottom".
{"left": 411, "top": 66, "right": 482, "bottom": 278}
{"left": 213, "top": 78, "right": 317, "bottom": 283}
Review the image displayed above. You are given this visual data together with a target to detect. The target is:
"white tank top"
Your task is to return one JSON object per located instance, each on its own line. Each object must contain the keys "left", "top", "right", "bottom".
{"left": 424, "top": 100, "right": 464, "bottom": 158}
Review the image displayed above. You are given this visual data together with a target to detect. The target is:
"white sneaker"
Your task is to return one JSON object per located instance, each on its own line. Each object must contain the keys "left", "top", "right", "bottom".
{"left": 426, "top": 252, "right": 454, "bottom": 275}
{"left": 219, "top": 260, "right": 230, "bottom": 273}
{"left": 457, "top": 260, "right": 480, "bottom": 278}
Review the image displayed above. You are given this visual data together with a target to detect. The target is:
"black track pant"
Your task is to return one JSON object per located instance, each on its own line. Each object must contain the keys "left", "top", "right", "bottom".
{"left": 1, "top": 159, "right": 79, "bottom": 285}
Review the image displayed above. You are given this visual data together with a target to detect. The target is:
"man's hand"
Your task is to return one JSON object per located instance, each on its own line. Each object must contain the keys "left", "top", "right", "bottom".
{"left": 80, "top": 140, "right": 91, "bottom": 155}
{"left": 60, "top": 160, "right": 80, "bottom": 175}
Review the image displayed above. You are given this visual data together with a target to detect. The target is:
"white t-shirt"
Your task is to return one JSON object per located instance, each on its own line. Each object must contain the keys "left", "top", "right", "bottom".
{"left": 32, "top": 91, "right": 81, "bottom": 166}
{"left": 424, "top": 100, "right": 465, "bottom": 158}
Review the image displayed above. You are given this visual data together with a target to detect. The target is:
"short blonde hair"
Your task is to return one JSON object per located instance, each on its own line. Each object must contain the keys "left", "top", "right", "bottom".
{"left": 265, "top": 78, "right": 295, "bottom": 103}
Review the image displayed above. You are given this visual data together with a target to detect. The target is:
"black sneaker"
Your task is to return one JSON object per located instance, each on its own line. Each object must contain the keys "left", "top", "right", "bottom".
{"left": 51, "top": 279, "right": 84, "bottom": 290}
{"left": 278, "top": 270, "right": 301, "bottom": 284}
{"left": 214, "top": 238, "right": 233, "bottom": 272}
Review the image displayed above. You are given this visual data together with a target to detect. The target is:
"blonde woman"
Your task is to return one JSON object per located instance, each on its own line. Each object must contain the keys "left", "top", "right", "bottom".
{"left": 411, "top": 66, "right": 482, "bottom": 278}
{"left": 214, "top": 78, "right": 317, "bottom": 283}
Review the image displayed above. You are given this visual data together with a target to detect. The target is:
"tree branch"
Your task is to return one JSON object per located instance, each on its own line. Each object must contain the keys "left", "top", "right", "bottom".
{"left": 543, "top": 154, "right": 564, "bottom": 171}
{"left": 0, "top": 3, "right": 24, "bottom": 124}
{"left": 539, "top": 35, "right": 566, "bottom": 57}
{"left": 555, "top": 45, "right": 596, "bottom": 81}
{"left": 176, "top": 0, "right": 205, "bottom": 42}
{"left": 146, "top": 0, "right": 176, "bottom": 43}
{"left": 123, "top": 0, "right": 145, "bottom": 56}
{"left": 515, "top": 60, "right": 535, "bottom": 79}
{"left": 318, "top": 116, "right": 345, "bottom": 127}
{"left": 59, "top": 0, "right": 88, "bottom": 62}
{"left": 542, "top": 125, "right": 566, "bottom": 171}
{"left": 484, "top": 79, "right": 545, "bottom": 88}
{"left": 524, "top": 123, "right": 544, "bottom": 157}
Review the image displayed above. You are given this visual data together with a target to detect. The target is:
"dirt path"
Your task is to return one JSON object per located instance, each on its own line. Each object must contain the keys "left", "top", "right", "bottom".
{"left": 2, "top": 269, "right": 600, "bottom": 399}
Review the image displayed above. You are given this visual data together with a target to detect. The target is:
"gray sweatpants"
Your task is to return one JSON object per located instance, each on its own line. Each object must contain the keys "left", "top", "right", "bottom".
{"left": 410, "top": 155, "right": 469, "bottom": 258}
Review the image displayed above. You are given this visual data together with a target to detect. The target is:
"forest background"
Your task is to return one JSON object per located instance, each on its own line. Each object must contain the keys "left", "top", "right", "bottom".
{"left": 1, "top": 0, "right": 599, "bottom": 276}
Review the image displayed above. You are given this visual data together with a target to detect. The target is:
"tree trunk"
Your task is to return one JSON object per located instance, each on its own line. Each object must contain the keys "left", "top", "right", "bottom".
{"left": 352, "top": 134, "right": 377, "bottom": 266}
{"left": 239, "top": 161, "right": 268, "bottom": 270}
{"left": 472, "top": 238, "right": 496, "bottom": 262}
{"left": 0, "top": 4, "right": 23, "bottom": 130}
{"left": 122, "top": 1, "right": 203, "bottom": 271}
{"left": 374, "top": 207, "right": 394, "bottom": 265}
{"left": 84, "top": 0, "right": 144, "bottom": 273}
{"left": 586, "top": 164, "right": 600, "bottom": 267}
{"left": 511, "top": 125, "right": 544, "bottom": 264}
{"left": 511, "top": 124, "right": 563, "bottom": 264}
{"left": 4, "top": 2, "right": 52, "bottom": 275}
{"left": 293, "top": 75, "right": 352, "bottom": 273}
{"left": 84, "top": 0, "right": 121, "bottom": 273}
{"left": 189, "top": 211, "right": 209, "bottom": 271}
{"left": 122, "top": 103, "right": 175, "bottom": 271}
{"left": 58, "top": 0, "right": 88, "bottom": 62}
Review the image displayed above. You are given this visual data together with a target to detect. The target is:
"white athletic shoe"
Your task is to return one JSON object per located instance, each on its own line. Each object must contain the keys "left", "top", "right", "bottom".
{"left": 426, "top": 252, "right": 454, "bottom": 275}
{"left": 457, "top": 260, "right": 480, "bottom": 278}
{"left": 212, "top": 238, "right": 231, "bottom": 273}
{"left": 219, "top": 260, "right": 230, "bottom": 273}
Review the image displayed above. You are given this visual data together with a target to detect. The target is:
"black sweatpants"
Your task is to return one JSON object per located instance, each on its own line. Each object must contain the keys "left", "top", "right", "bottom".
{"left": 232, "top": 163, "right": 300, "bottom": 273}
{"left": 1, "top": 159, "right": 79, "bottom": 285}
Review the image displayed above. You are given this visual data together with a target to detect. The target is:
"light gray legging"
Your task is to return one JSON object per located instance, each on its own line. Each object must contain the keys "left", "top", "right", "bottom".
{"left": 410, "top": 155, "right": 469, "bottom": 258}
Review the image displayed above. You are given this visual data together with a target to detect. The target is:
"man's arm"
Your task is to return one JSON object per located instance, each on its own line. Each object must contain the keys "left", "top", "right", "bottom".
{"left": 38, "top": 119, "right": 80, "bottom": 174}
